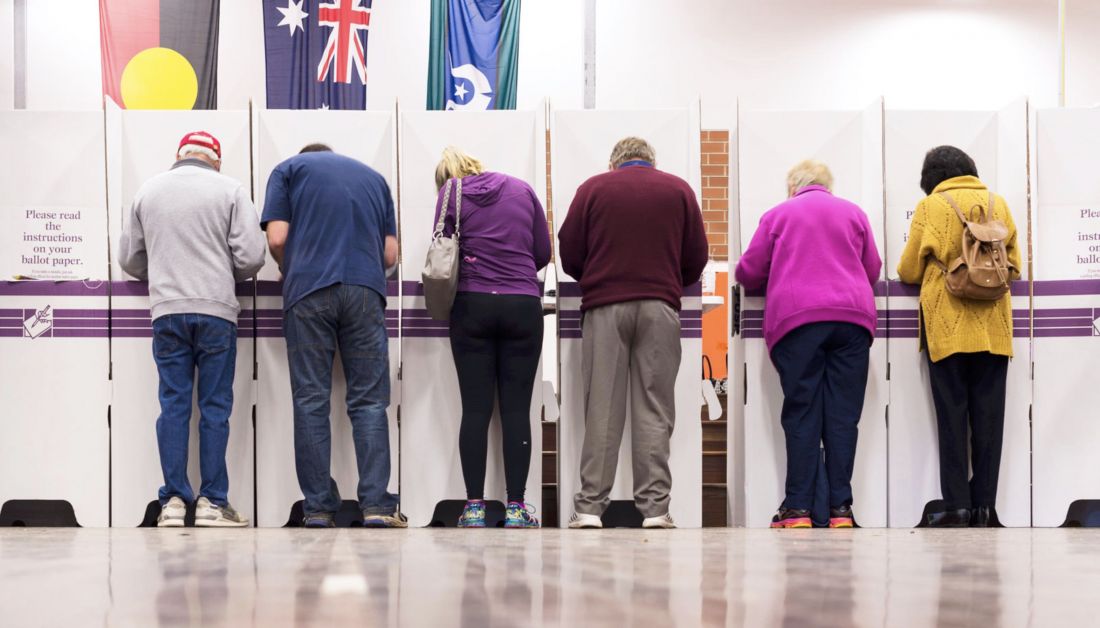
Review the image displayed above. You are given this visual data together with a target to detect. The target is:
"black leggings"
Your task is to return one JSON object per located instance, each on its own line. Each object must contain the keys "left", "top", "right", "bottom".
{"left": 449, "top": 292, "right": 544, "bottom": 503}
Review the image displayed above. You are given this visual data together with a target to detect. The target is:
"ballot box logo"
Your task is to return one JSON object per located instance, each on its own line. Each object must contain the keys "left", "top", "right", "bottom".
{"left": 23, "top": 305, "right": 53, "bottom": 339}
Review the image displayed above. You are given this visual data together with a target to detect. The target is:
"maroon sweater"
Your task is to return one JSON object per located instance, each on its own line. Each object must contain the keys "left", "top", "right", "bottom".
{"left": 559, "top": 164, "right": 709, "bottom": 311}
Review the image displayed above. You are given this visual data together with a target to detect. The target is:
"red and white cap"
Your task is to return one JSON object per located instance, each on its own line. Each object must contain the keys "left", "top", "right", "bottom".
{"left": 177, "top": 131, "right": 222, "bottom": 161}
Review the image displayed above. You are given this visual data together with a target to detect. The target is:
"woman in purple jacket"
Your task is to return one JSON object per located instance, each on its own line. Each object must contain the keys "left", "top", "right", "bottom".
{"left": 735, "top": 160, "right": 881, "bottom": 529}
{"left": 433, "top": 147, "right": 551, "bottom": 529}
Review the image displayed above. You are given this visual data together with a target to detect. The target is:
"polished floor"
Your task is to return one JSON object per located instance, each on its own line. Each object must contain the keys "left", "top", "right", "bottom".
{"left": 2, "top": 528, "right": 1100, "bottom": 627}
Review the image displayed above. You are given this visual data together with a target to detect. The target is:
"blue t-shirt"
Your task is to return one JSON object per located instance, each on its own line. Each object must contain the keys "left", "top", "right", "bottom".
{"left": 261, "top": 152, "right": 396, "bottom": 311}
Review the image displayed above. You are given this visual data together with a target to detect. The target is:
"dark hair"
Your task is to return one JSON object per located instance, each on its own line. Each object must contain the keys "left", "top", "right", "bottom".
{"left": 920, "top": 145, "right": 978, "bottom": 195}
{"left": 299, "top": 143, "right": 333, "bottom": 154}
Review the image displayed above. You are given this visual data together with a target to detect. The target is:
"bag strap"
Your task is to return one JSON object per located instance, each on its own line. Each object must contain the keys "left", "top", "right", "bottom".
{"left": 433, "top": 178, "right": 464, "bottom": 238}
{"left": 938, "top": 191, "right": 969, "bottom": 225}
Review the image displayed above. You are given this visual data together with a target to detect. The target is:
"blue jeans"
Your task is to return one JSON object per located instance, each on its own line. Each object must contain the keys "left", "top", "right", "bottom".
{"left": 770, "top": 321, "right": 870, "bottom": 511}
{"left": 152, "top": 313, "right": 238, "bottom": 507}
{"left": 284, "top": 283, "right": 398, "bottom": 516}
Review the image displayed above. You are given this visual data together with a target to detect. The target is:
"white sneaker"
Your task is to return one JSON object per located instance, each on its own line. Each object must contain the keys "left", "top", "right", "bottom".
{"left": 568, "top": 512, "right": 603, "bottom": 529}
{"left": 642, "top": 513, "right": 676, "bottom": 529}
{"left": 194, "top": 497, "right": 250, "bottom": 528}
{"left": 157, "top": 496, "right": 186, "bottom": 528}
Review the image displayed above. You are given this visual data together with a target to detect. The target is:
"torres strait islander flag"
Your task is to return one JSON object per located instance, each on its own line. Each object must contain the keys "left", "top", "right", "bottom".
{"left": 99, "top": 0, "right": 220, "bottom": 109}
{"left": 262, "top": 0, "right": 373, "bottom": 110}
{"left": 427, "top": 0, "right": 521, "bottom": 111}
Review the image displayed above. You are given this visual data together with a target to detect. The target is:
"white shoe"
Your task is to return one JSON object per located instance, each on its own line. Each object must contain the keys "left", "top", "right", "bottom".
{"left": 194, "top": 497, "right": 250, "bottom": 528}
{"left": 157, "top": 496, "right": 186, "bottom": 528}
{"left": 642, "top": 513, "right": 676, "bottom": 529}
{"left": 568, "top": 512, "right": 603, "bottom": 529}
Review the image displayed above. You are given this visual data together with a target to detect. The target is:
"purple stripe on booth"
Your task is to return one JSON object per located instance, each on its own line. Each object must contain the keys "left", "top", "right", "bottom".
{"left": 0, "top": 309, "right": 22, "bottom": 317}
{"left": 53, "top": 329, "right": 110, "bottom": 338}
{"left": 1033, "top": 318, "right": 1093, "bottom": 328}
{"left": 403, "top": 329, "right": 451, "bottom": 338}
{"left": 1034, "top": 327, "right": 1093, "bottom": 338}
{"left": 558, "top": 282, "right": 583, "bottom": 298}
{"left": 397, "top": 320, "right": 447, "bottom": 329}
{"left": 0, "top": 281, "right": 108, "bottom": 296}
{"left": 111, "top": 329, "right": 153, "bottom": 338}
{"left": 53, "top": 319, "right": 110, "bottom": 329}
{"left": 1034, "top": 307, "right": 1093, "bottom": 317}
{"left": 1033, "top": 279, "right": 1100, "bottom": 296}
{"left": 560, "top": 330, "right": 583, "bottom": 339}
{"left": 0, "top": 329, "right": 24, "bottom": 337}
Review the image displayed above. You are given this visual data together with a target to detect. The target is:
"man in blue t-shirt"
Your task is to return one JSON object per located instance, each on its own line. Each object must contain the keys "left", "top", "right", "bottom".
{"left": 261, "top": 144, "right": 404, "bottom": 528}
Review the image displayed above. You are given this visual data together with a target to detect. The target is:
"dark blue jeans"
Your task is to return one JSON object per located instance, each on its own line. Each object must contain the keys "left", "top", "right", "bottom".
{"left": 770, "top": 321, "right": 870, "bottom": 511}
{"left": 284, "top": 283, "right": 398, "bottom": 517}
{"left": 152, "top": 313, "right": 237, "bottom": 507}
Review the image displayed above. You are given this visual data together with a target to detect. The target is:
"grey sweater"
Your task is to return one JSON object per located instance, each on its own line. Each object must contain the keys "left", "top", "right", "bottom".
{"left": 118, "top": 159, "right": 266, "bottom": 323}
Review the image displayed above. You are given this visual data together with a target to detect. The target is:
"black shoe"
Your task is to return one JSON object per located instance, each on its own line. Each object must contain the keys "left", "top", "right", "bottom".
{"left": 829, "top": 506, "right": 854, "bottom": 528}
{"left": 926, "top": 508, "right": 971, "bottom": 528}
{"left": 770, "top": 507, "right": 812, "bottom": 528}
{"left": 970, "top": 506, "right": 997, "bottom": 528}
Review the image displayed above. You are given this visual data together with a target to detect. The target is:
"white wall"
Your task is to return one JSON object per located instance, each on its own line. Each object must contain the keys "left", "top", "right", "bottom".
{"left": 597, "top": 0, "right": 1066, "bottom": 122}
{"left": 0, "top": 0, "right": 12, "bottom": 109}
{"left": 24, "top": 0, "right": 102, "bottom": 110}
{"left": 13, "top": 1, "right": 1100, "bottom": 113}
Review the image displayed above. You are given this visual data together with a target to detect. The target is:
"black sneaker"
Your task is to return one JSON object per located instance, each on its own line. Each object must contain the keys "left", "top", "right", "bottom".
{"left": 770, "top": 507, "right": 812, "bottom": 528}
{"left": 829, "top": 505, "right": 855, "bottom": 528}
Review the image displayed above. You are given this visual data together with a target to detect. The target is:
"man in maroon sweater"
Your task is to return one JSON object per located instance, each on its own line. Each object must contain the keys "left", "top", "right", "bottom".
{"left": 558, "top": 136, "right": 709, "bottom": 529}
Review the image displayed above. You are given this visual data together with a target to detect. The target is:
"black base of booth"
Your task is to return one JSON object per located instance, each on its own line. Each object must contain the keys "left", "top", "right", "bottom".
{"left": 0, "top": 500, "right": 81, "bottom": 527}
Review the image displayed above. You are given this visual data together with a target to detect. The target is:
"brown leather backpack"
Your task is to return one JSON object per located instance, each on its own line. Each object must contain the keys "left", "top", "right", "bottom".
{"left": 930, "top": 191, "right": 1016, "bottom": 301}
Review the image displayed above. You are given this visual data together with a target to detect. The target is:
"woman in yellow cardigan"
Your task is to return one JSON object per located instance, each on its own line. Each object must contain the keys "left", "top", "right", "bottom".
{"left": 897, "top": 146, "right": 1021, "bottom": 529}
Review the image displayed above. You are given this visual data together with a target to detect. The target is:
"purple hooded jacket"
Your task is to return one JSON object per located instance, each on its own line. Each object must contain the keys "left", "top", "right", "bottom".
{"left": 433, "top": 171, "right": 551, "bottom": 298}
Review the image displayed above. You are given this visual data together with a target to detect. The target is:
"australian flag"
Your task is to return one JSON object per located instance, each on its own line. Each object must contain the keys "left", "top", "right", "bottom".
{"left": 262, "top": 0, "right": 372, "bottom": 110}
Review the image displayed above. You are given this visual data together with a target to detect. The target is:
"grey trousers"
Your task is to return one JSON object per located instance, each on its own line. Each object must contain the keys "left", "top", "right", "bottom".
{"left": 573, "top": 299, "right": 681, "bottom": 518}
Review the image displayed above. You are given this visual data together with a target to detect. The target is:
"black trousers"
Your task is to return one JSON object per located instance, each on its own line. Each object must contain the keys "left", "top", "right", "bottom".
{"left": 770, "top": 322, "right": 871, "bottom": 511}
{"left": 449, "top": 292, "right": 543, "bottom": 503}
{"left": 926, "top": 351, "right": 1009, "bottom": 511}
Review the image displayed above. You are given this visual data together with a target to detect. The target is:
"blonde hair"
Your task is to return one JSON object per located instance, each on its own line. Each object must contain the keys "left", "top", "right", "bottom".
{"left": 435, "top": 146, "right": 485, "bottom": 190}
{"left": 787, "top": 160, "right": 833, "bottom": 195}
{"left": 609, "top": 137, "right": 657, "bottom": 169}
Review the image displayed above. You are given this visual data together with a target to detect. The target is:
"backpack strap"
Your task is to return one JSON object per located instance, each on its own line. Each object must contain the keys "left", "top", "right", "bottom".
{"left": 938, "top": 191, "right": 969, "bottom": 224}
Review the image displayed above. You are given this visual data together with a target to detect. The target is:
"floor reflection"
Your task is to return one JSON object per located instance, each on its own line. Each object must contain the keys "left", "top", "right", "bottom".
{"left": 3, "top": 528, "right": 1100, "bottom": 627}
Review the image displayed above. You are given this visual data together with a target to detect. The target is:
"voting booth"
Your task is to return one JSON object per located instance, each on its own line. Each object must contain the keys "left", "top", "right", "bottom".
{"left": 106, "top": 105, "right": 256, "bottom": 525}
{"left": 1032, "top": 107, "right": 1100, "bottom": 527}
{"left": 399, "top": 110, "right": 546, "bottom": 527}
{"left": 883, "top": 102, "right": 1031, "bottom": 527}
{"left": 736, "top": 104, "right": 888, "bottom": 528}
{"left": 253, "top": 109, "right": 400, "bottom": 527}
{"left": 552, "top": 108, "right": 704, "bottom": 528}
{"left": 0, "top": 111, "right": 111, "bottom": 527}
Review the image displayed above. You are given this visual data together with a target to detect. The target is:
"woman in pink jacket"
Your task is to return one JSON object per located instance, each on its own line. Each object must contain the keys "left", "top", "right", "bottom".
{"left": 735, "top": 160, "right": 881, "bottom": 529}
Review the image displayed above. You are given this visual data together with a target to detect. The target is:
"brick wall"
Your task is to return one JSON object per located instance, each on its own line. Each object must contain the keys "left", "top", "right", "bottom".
{"left": 701, "top": 130, "right": 730, "bottom": 262}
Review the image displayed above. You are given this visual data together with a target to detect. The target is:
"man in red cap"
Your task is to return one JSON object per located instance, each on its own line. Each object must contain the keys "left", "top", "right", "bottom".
{"left": 119, "top": 131, "right": 267, "bottom": 528}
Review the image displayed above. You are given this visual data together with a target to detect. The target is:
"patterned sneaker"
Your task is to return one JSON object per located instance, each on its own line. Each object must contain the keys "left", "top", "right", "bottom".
{"left": 504, "top": 501, "right": 540, "bottom": 528}
{"left": 567, "top": 512, "right": 603, "bottom": 529}
{"left": 458, "top": 500, "right": 487, "bottom": 528}
{"left": 363, "top": 510, "right": 409, "bottom": 528}
{"left": 642, "top": 513, "right": 677, "bottom": 529}
{"left": 194, "top": 497, "right": 249, "bottom": 528}
{"left": 770, "top": 507, "right": 812, "bottom": 529}
{"left": 303, "top": 512, "right": 336, "bottom": 528}
{"left": 157, "top": 496, "right": 187, "bottom": 528}
{"left": 829, "top": 506, "right": 855, "bottom": 528}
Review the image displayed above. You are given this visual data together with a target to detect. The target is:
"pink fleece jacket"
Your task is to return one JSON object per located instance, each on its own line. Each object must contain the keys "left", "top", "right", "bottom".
{"left": 735, "top": 185, "right": 881, "bottom": 351}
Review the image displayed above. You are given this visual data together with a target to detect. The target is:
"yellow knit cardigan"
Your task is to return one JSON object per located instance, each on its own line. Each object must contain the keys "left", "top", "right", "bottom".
{"left": 896, "top": 175, "right": 1021, "bottom": 362}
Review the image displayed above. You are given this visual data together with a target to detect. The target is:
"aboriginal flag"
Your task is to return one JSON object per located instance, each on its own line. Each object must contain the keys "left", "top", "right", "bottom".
{"left": 99, "top": 0, "right": 220, "bottom": 109}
